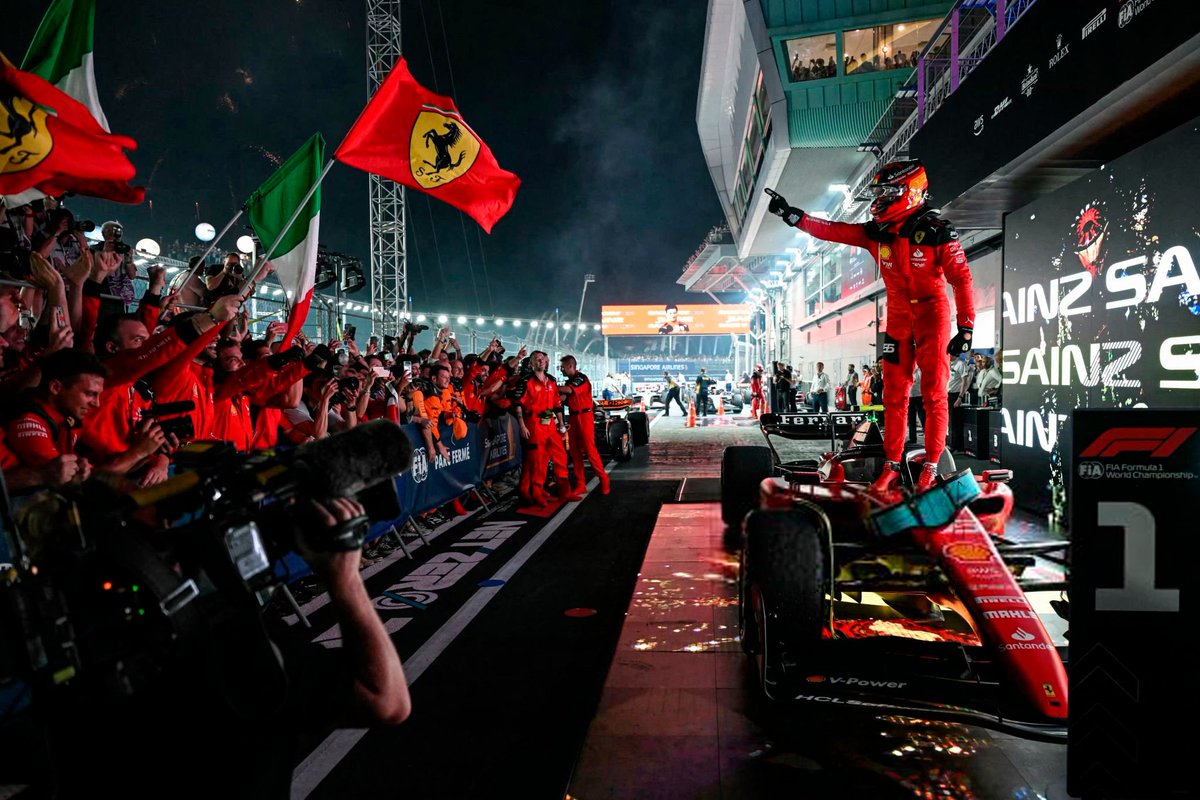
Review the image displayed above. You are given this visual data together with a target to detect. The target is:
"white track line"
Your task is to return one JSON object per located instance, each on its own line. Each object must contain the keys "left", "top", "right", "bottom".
{"left": 291, "top": 473, "right": 600, "bottom": 798}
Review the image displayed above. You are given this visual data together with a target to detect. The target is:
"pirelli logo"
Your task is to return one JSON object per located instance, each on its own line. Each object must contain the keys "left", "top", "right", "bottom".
{"left": 1079, "top": 427, "right": 1196, "bottom": 458}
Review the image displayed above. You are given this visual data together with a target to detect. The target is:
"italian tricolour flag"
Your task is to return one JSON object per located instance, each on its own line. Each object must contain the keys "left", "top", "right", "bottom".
{"left": 23, "top": 0, "right": 110, "bottom": 132}
{"left": 247, "top": 133, "right": 325, "bottom": 349}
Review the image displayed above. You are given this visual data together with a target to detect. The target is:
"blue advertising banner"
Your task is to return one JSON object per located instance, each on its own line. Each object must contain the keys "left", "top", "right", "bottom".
{"left": 619, "top": 360, "right": 734, "bottom": 382}
{"left": 400, "top": 422, "right": 481, "bottom": 517}
{"left": 481, "top": 414, "right": 522, "bottom": 480}
{"left": 276, "top": 420, "right": 520, "bottom": 583}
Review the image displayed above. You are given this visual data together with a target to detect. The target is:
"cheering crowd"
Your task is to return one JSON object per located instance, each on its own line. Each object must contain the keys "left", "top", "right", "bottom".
{"left": 0, "top": 201, "right": 613, "bottom": 519}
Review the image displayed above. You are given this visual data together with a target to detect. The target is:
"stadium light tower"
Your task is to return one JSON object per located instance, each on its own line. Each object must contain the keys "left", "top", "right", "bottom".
{"left": 366, "top": 0, "right": 406, "bottom": 337}
{"left": 573, "top": 273, "right": 595, "bottom": 347}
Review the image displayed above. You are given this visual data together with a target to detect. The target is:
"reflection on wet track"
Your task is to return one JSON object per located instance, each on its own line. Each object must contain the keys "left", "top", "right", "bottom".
{"left": 568, "top": 410, "right": 1068, "bottom": 800}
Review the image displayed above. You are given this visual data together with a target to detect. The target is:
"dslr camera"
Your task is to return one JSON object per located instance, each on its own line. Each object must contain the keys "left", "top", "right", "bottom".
{"left": 331, "top": 375, "right": 361, "bottom": 406}
{"left": 141, "top": 400, "right": 197, "bottom": 441}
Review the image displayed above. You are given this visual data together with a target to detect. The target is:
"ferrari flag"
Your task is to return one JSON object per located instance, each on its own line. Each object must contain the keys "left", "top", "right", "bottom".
{"left": 334, "top": 58, "right": 520, "bottom": 233}
{"left": 0, "top": 53, "right": 142, "bottom": 203}
{"left": 247, "top": 133, "right": 324, "bottom": 349}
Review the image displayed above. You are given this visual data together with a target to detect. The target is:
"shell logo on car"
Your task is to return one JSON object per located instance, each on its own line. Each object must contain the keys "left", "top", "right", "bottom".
{"left": 943, "top": 542, "right": 992, "bottom": 562}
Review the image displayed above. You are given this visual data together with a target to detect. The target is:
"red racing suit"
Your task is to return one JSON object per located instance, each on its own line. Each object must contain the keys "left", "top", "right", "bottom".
{"left": 791, "top": 208, "right": 974, "bottom": 467}
{"left": 560, "top": 371, "right": 609, "bottom": 493}
{"left": 749, "top": 373, "right": 765, "bottom": 418}
{"left": 512, "top": 371, "right": 569, "bottom": 503}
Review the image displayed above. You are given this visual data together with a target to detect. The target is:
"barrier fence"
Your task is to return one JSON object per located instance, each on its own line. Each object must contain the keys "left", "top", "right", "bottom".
{"left": 275, "top": 415, "right": 523, "bottom": 584}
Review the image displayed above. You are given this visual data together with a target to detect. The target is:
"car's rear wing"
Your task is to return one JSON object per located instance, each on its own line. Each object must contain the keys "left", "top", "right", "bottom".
{"left": 760, "top": 411, "right": 878, "bottom": 451}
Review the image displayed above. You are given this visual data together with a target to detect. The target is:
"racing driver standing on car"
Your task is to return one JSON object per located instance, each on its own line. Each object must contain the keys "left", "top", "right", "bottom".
{"left": 765, "top": 159, "right": 975, "bottom": 495}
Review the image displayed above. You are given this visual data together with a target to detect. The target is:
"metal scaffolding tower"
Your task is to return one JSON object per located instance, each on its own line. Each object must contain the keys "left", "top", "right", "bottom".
{"left": 366, "top": 0, "right": 407, "bottom": 335}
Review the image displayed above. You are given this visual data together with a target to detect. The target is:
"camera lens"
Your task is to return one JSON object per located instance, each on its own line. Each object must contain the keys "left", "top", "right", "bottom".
{"left": 75, "top": 220, "right": 96, "bottom": 232}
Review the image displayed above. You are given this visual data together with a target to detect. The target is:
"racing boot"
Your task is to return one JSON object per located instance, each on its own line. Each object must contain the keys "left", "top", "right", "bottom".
{"left": 599, "top": 473, "right": 611, "bottom": 495}
{"left": 915, "top": 462, "right": 940, "bottom": 492}
{"left": 869, "top": 460, "right": 903, "bottom": 501}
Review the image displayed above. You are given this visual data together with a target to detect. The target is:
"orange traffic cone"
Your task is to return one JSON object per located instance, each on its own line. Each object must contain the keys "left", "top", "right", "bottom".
{"left": 686, "top": 399, "right": 697, "bottom": 428}
{"left": 716, "top": 395, "right": 725, "bottom": 416}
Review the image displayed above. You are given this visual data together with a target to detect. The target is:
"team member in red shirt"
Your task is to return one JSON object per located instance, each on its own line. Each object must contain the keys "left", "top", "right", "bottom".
{"left": 767, "top": 159, "right": 975, "bottom": 493}
{"left": 512, "top": 351, "right": 579, "bottom": 506}
{"left": 78, "top": 295, "right": 238, "bottom": 482}
{"left": 558, "top": 355, "right": 610, "bottom": 496}
{"left": 6, "top": 350, "right": 109, "bottom": 470}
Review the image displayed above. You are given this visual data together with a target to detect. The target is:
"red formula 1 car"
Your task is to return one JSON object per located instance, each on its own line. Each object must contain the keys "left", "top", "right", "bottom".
{"left": 721, "top": 417, "right": 1070, "bottom": 741}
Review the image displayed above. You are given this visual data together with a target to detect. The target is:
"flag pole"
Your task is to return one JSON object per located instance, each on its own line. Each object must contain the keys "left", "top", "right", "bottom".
{"left": 179, "top": 208, "right": 246, "bottom": 287}
{"left": 240, "top": 158, "right": 335, "bottom": 302}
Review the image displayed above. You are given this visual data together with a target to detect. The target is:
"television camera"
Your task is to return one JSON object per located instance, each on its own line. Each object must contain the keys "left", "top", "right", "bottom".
{"left": 0, "top": 420, "right": 413, "bottom": 745}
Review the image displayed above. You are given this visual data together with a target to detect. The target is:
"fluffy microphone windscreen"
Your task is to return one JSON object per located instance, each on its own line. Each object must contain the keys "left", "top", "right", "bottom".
{"left": 292, "top": 419, "right": 414, "bottom": 499}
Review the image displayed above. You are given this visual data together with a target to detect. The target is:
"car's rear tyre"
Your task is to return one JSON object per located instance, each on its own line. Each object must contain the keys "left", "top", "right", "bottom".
{"left": 608, "top": 419, "right": 633, "bottom": 462}
{"left": 742, "top": 509, "right": 830, "bottom": 691}
{"left": 627, "top": 411, "right": 650, "bottom": 447}
{"left": 720, "top": 445, "right": 774, "bottom": 527}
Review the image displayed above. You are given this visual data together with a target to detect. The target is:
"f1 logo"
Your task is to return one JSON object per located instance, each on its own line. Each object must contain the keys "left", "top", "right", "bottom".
{"left": 1079, "top": 427, "right": 1196, "bottom": 458}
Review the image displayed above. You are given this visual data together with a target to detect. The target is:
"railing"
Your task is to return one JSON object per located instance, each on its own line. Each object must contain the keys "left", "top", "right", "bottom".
{"left": 838, "top": 0, "right": 1040, "bottom": 222}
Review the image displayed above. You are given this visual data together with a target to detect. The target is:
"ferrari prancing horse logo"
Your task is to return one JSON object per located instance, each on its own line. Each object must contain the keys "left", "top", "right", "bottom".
{"left": 410, "top": 108, "right": 480, "bottom": 189}
{"left": 1, "top": 89, "right": 53, "bottom": 175}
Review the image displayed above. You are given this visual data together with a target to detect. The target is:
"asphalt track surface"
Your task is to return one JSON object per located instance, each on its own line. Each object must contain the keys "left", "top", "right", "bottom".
{"left": 288, "top": 409, "right": 1072, "bottom": 799}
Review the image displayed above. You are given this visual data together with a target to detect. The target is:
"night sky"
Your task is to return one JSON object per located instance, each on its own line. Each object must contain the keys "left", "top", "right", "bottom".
{"left": 2, "top": 0, "right": 725, "bottom": 321}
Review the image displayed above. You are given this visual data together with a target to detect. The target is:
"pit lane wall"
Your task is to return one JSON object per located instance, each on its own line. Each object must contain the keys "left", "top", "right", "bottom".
{"left": 276, "top": 416, "right": 522, "bottom": 583}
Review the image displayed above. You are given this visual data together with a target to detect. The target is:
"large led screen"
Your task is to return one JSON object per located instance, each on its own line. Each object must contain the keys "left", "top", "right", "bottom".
{"left": 601, "top": 304, "right": 752, "bottom": 336}
{"left": 1002, "top": 117, "right": 1200, "bottom": 522}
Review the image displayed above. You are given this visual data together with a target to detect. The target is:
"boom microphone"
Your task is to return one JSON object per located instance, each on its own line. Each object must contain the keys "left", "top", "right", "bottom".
{"left": 291, "top": 419, "right": 415, "bottom": 500}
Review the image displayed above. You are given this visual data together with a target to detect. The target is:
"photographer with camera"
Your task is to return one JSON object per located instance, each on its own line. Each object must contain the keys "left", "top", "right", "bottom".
{"left": 205, "top": 251, "right": 248, "bottom": 301}
{"left": 89, "top": 221, "right": 136, "bottom": 318}
{"left": 282, "top": 368, "right": 352, "bottom": 443}
{"left": 32, "top": 204, "right": 91, "bottom": 278}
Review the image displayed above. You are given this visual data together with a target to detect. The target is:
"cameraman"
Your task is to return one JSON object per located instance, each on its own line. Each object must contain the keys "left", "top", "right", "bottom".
{"left": 18, "top": 495, "right": 410, "bottom": 798}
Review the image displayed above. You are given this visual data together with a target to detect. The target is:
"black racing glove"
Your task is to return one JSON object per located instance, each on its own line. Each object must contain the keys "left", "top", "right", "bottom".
{"left": 880, "top": 333, "right": 901, "bottom": 364}
{"left": 765, "top": 189, "right": 804, "bottom": 227}
{"left": 947, "top": 326, "right": 973, "bottom": 356}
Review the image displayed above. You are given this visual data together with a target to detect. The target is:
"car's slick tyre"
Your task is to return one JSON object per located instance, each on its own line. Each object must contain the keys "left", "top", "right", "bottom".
{"left": 721, "top": 445, "right": 774, "bottom": 527}
{"left": 743, "top": 509, "right": 829, "bottom": 691}
{"left": 627, "top": 411, "right": 650, "bottom": 447}
{"left": 741, "top": 389, "right": 752, "bottom": 407}
{"left": 608, "top": 419, "right": 633, "bottom": 462}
